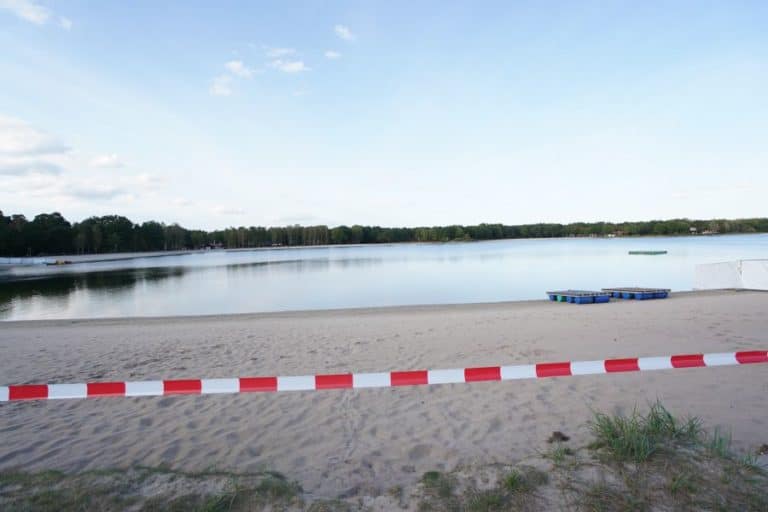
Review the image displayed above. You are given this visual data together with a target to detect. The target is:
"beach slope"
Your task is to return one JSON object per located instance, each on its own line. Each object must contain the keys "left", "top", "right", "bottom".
{"left": 1, "top": 290, "right": 766, "bottom": 497}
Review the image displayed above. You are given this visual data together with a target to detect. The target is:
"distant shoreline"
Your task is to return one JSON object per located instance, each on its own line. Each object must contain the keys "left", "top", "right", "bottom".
{"left": 3, "top": 210, "right": 767, "bottom": 259}
{"left": 2, "top": 231, "right": 765, "bottom": 268}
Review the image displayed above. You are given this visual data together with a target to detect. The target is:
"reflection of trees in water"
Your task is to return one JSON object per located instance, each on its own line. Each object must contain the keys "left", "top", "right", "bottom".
{"left": 0, "top": 257, "right": 392, "bottom": 318}
{"left": 0, "top": 267, "right": 187, "bottom": 316}
{"left": 223, "top": 257, "right": 386, "bottom": 275}
{"left": 0, "top": 277, "right": 76, "bottom": 314}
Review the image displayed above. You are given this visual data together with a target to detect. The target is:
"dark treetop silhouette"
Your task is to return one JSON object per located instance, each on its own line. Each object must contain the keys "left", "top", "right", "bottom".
{"left": 1, "top": 210, "right": 766, "bottom": 257}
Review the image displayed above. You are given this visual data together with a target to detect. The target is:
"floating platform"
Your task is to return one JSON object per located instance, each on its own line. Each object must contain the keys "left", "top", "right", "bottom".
{"left": 602, "top": 287, "right": 671, "bottom": 300}
{"left": 628, "top": 250, "right": 667, "bottom": 255}
{"left": 546, "top": 290, "right": 611, "bottom": 304}
{"left": 44, "top": 259, "right": 73, "bottom": 266}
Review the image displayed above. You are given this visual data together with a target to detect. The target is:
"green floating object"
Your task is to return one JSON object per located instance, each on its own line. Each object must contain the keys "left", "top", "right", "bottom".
{"left": 628, "top": 250, "right": 667, "bottom": 255}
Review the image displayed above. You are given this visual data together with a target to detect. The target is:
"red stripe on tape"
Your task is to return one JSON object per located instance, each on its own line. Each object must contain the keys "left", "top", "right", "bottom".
{"left": 604, "top": 358, "right": 640, "bottom": 373}
{"left": 239, "top": 377, "right": 278, "bottom": 392}
{"left": 671, "top": 354, "right": 705, "bottom": 368}
{"left": 464, "top": 366, "right": 501, "bottom": 382}
{"left": 2, "top": 350, "right": 767, "bottom": 403}
{"left": 87, "top": 382, "right": 126, "bottom": 397}
{"left": 735, "top": 351, "right": 768, "bottom": 364}
{"left": 391, "top": 370, "right": 428, "bottom": 386}
{"left": 536, "top": 362, "right": 572, "bottom": 378}
{"left": 163, "top": 379, "right": 202, "bottom": 395}
{"left": 315, "top": 373, "right": 353, "bottom": 389}
{"left": 9, "top": 384, "right": 48, "bottom": 401}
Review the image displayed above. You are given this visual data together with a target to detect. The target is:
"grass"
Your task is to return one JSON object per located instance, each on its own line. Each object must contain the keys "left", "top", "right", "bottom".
{"left": 588, "top": 401, "right": 701, "bottom": 463}
{"left": 417, "top": 465, "right": 548, "bottom": 511}
{"left": 706, "top": 427, "right": 733, "bottom": 458}
{"left": 577, "top": 402, "right": 768, "bottom": 511}
{"left": 0, "top": 466, "right": 301, "bottom": 512}
{"left": 578, "top": 481, "right": 650, "bottom": 512}
{"left": 464, "top": 490, "right": 504, "bottom": 511}
{"left": 668, "top": 471, "right": 697, "bottom": 496}
{"left": 545, "top": 444, "right": 575, "bottom": 466}
{"left": 306, "top": 499, "right": 353, "bottom": 511}
{"left": 2, "top": 403, "right": 766, "bottom": 511}
{"left": 421, "top": 470, "right": 456, "bottom": 499}
{"left": 503, "top": 467, "right": 548, "bottom": 494}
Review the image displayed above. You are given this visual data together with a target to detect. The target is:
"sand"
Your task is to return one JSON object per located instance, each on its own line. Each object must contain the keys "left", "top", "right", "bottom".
{"left": 0, "top": 290, "right": 766, "bottom": 498}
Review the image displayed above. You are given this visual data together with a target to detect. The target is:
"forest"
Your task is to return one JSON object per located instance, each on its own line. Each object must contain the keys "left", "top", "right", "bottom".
{"left": 1, "top": 210, "right": 767, "bottom": 257}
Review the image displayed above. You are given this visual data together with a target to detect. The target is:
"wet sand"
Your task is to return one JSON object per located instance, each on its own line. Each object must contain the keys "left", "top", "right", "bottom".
{"left": 1, "top": 290, "right": 766, "bottom": 497}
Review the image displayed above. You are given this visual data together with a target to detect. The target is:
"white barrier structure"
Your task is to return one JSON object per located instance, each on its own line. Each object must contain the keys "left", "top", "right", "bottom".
{"left": 694, "top": 259, "right": 768, "bottom": 291}
{"left": 742, "top": 259, "right": 768, "bottom": 289}
{"left": 0, "top": 257, "right": 51, "bottom": 266}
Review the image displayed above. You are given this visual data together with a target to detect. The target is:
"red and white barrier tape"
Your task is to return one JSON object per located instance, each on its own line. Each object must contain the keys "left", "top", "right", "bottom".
{"left": 1, "top": 350, "right": 766, "bottom": 402}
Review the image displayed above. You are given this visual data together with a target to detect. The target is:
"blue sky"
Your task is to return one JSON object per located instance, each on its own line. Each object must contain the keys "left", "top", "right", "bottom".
{"left": 1, "top": 1, "right": 766, "bottom": 230}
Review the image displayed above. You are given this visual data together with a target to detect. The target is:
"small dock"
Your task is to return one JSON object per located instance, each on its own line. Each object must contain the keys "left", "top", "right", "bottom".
{"left": 602, "top": 287, "right": 670, "bottom": 300}
{"left": 546, "top": 290, "right": 611, "bottom": 304}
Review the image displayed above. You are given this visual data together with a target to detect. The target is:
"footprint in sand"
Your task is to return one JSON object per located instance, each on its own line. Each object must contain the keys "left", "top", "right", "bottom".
{"left": 408, "top": 443, "right": 432, "bottom": 461}
{"left": 156, "top": 397, "right": 174, "bottom": 408}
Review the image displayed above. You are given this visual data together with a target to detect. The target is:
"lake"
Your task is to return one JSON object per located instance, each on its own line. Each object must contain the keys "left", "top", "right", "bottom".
{"left": 1, "top": 234, "right": 766, "bottom": 321}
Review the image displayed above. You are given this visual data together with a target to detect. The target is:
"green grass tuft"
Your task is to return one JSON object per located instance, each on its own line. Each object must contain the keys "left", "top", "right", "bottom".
{"left": 707, "top": 427, "right": 733, "bottom": 458}
{"left": 0, "top": 466, "right": 301, "bottom": 512}
{"left": 579, "top": 481, "right": 651, "bottom": 511}
{"left": 420, "top": 470, "right": 455, "bottom": 499}
{"left": 546, "top": 444, "right": 574, "bottom": 465}
{"left": 503, "top": 467, "right": 548, "bottom": 494}
{"left": 668, "top": 471, "right": 697, "bottom": 496}
{"left": 589, "top": 401, "right": 701, "bottom": 463}
{"left": 465, "top": 490, "right": 504, "bottom": 511}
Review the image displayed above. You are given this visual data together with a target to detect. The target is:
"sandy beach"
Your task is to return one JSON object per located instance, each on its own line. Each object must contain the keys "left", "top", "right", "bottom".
{"left": 1, "top": 290, "right": 767, "bottom": 499}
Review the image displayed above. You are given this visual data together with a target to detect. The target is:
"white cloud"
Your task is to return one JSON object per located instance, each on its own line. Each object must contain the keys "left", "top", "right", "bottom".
{"left": 0, "top": 0, "right": 50, "bottom": 24}
{"left": 210, "top": 60, "right": 258, "bottom": 96}
{"left": 209, "top": 74, "right": 233, "bottom": 96}
{"left": 269, "top": 59, "right": 309, "bottom": 73}
{"left": 273, "top": 213, "right": 319, "bottom": 225}
{"left": 0, "top": 114, "right": 69, "bottom": 156}
{"left": 0, "top": 116, "right": 171, "bottom": 208}
{"left": 264, "top": 47, "right": 296, "bottom": 58}
{"left": 334, "top": 24, "right": 355, "bottom": 41}
{"left": 214, "top": 206, "right": 245, "bottom": 215}
{"left": 174, "top": 198, "right": 194, "bottom": 207}
{"left": 324, "top": 50, "right": 341, "bottom": 60}
{"left": 65, "top": 183, "right": 128, "bottom": 201}
{"left": 59, "top": 173, "right": 162, "bottom": 202}
{"left": 89, "top": 153, "right": 123, "bottom": 168}
{"left": 131, "top": 172, "right": 163, "bottom": 189}
{"left": 0, "top": 1, "right": 71, "bottom": 29}
{"left": 225, "top": 60, "right": 254, "bottom": 78}
{"left": 0, "top": 159, "right": 62, "bottom": 176}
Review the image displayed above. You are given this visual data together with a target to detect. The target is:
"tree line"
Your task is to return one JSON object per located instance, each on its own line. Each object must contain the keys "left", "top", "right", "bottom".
{"left": 1, "top": 210, "right": 767, "bottom": 257}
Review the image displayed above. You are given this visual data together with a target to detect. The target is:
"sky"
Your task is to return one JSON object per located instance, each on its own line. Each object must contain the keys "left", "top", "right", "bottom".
{"left": 0, "top": 1, "right": 767, "bottom": 230}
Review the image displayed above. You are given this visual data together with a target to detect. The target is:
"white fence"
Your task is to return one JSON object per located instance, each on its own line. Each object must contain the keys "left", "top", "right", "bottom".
{"left": 0, "top": 257, "right": 52, "bottom": 266}
{"left": 694, "top": 259, "right": 768, "bottom": 291}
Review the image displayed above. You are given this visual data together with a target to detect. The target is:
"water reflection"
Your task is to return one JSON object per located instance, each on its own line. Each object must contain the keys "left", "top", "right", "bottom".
{"left": 0, "top": 235, "right": 766, "bottom": 320}
{"left": 0, "top": 256, "right": 391, "bottom": 319}
{"left": 0, "top": 267, "right": 188, "bottom": 318}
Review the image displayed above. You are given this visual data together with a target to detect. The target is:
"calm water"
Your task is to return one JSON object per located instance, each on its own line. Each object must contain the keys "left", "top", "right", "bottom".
{"left": 1, "top": 235, "right": 767, "bottom": 321}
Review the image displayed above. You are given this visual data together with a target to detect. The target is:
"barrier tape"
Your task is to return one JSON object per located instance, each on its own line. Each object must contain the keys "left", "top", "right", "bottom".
{"left": 1, "top": 350, "right": 766, "bottom": 403}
